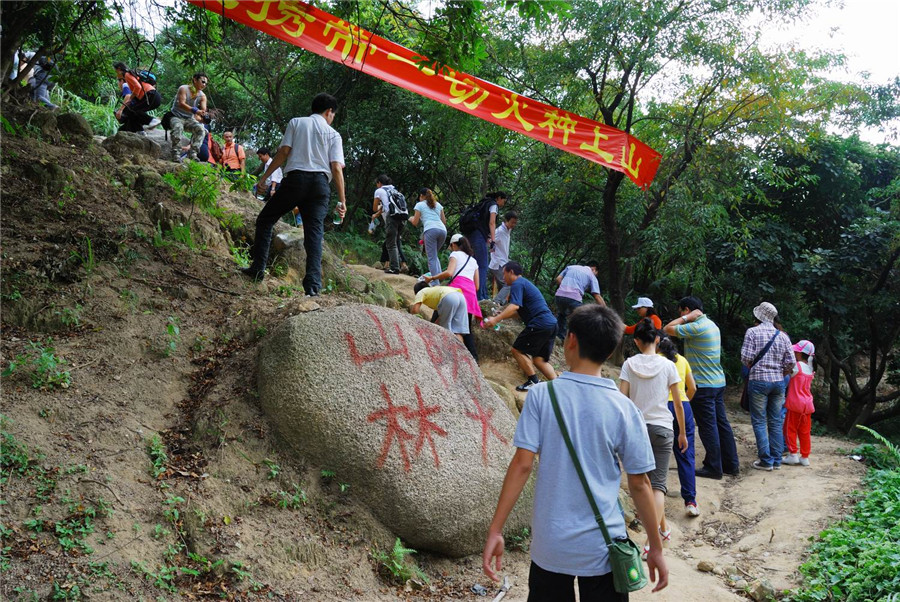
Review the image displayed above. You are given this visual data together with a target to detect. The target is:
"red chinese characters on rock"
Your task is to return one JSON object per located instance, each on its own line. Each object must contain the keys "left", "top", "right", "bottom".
{"left": 346, "top": 311, "right": 507, "bottom": 472}
{"left": 413, "top": 325, "right": 481, "bottom": 392}
{"left": 466, "top": 397, "right": 508, "bottom": 466}
{"left": 345, "top": 308, "right": 409, "bottom": 366}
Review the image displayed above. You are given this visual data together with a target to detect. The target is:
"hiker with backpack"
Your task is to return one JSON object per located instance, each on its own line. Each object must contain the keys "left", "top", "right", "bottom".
{"left": 372, "top": 174, "right": 409, "bottom": 274}
{"left": 459, "top": 191, "right": 507, "bottom": 300}
{"left": 167, "top": 73, "right": 209, "bottom": 162}
{"left": 113, "top": 62, "right": 162, "bottom": 133}
{"left": 221, "top": 131, "right": 246, "bottom": 176}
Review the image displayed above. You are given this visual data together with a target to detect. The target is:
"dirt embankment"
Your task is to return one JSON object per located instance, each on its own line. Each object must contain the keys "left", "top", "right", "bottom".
{"left": 0, "top": 117, "right": 864, "bottom": 601}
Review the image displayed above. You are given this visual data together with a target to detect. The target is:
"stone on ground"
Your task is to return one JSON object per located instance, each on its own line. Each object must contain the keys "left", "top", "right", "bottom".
{"left": 56, "top": 112, "right": 93, "bottom": 140}
{"left": 101, "top": 131, "right": 161, "bottom": 160}
{"left": 257, "top": 305, "right": 530, "bottom": 556}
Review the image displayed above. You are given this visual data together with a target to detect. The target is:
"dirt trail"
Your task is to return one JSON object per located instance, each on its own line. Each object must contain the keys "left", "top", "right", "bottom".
{"left": 353, "top": 265, "right": 867, "bottom": 601}
{"left": 0, "top": 131, "right": 865, "bottom": 601}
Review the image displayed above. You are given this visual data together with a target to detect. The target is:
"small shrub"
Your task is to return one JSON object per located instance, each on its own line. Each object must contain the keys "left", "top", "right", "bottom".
{"left": 2, "top": 340, "right": 71, "bottom": 390}
{"left": 70, "top": 237, "right": 96, "bottom": 274}
{"left": 372, "top": 538, "right": 428, "bottom": 584}
{"left": 230, "top": 243, "right": 251, "bottom": 268}
{"left": 147, "top": 435, "right": 168, "bottom": 479}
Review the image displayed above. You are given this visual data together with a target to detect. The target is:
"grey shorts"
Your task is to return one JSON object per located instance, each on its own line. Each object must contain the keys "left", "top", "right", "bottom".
{"left": 437, "top": 292, "right": 469, "bottom": 335}
{"left": 646, "top": 424, "right": 674, "bottom": 493}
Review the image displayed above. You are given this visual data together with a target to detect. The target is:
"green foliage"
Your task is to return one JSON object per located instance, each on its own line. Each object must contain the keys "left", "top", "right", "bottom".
{"left": 229, "top": 243, "right": 251, "bottom": 269}
{"left": 262, "top": 458, "right": 280, "bottom": 480}
{"left": 268, "top": 485, "right": 307, "bottom": 510}
{"left": 154, "top": 316, "right": 181, "bottom": 358}
{"left": 147, "top": 435, "right": 168, "bottom": 479}
{"left": 2, "top": 340, "right": 71, "bottom": 390}
{"left": 371, "top": 538, "right": 427, "bottom": 584}
{"left": 162, "top": 161, "right": 220, "bottom": 213}
{"left": 0, "top": 417, "right": 42, "bottom": 477}
{"left": 505, "top": 526, "right": 531, "bottom": 552}
{"left": 55, "top": 304, "right": 83, "bottom": 328}
{"left": 51, "top": 86, "right": 121, "bottom": 137}
{"left": 788, "top": 428, "right": 900, "bottom": 601}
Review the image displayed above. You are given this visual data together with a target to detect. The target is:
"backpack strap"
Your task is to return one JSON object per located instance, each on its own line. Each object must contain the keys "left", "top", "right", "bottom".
{"left": 447, "top": 255, "right": 471, "bottom": 287}
{"left": 547, "top": 381, "right": 614, "bottom": 546}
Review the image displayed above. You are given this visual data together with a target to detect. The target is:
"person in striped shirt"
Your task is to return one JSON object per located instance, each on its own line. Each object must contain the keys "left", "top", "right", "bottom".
{"left": 664, "top": 296, "right": 740, "bottom": 480}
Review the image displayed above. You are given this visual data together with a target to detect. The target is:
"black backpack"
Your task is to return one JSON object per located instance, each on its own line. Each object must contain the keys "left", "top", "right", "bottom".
{"left": 385, "top": 188, "right": 409, "bottom": 220}
{"left": 135, "top": 69, "right": 157, "bottom": 87}
{"left": 459, "top": 198, "right": 492, "bottom": 235}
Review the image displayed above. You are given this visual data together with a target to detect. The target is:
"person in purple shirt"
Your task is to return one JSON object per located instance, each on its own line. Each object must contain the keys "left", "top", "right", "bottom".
{"left": 554, "top": 261, "right": 606, "bottom": 341}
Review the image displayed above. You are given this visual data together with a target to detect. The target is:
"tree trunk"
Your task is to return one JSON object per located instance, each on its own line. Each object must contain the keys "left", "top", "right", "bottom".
{"left": 0, "top": 1, "right": 37, "bottom": 86}
{"left": 601, "top": 170, "right": 626, "bottom": 315}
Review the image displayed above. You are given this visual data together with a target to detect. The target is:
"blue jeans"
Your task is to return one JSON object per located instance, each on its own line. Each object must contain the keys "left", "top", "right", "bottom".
{"left": 423, "top": 228, "right": 446, "bottom": 284}
{"left": 468, "top": 229, "right": 490, "bottom": 300}
{"left": 748, "top": 380, "right": 786, "bottom": 467}
{"left": 691, "top": 386, "right": 740, "bottom": 475}
{"left": 250, "top": 170, "right": 329, "bottom": 294}
{"left": 668, "top": 400, "right": 696, "bottom": 504}
{"left": 555, "top": 296, "right": 582, "bottom": 340}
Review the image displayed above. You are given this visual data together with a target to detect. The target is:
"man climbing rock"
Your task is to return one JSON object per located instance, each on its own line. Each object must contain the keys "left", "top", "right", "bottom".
{"left": 244, "top": 93, "right": 346, "bottom": 296}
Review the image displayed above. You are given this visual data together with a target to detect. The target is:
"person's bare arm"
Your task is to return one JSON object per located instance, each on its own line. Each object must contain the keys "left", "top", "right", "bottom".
{"left": 331, "top": 162, "right": 346, "bottom": 217}
{"left": 670, "top": 386, "right": 688, "bottom": 453}
{"left": 482, "top": 448, "right": 535, "bottom": 582}
{"left": 686, "top": 371, "right": 697, "bottom": 401}
{"left": 409, "top": 302, "right": 422, "bottom": 315}
{"left": 627, "top": 473, "right": 668, "bottom": 592}
{"left": 489, "top": 212, "right": 497, "bottom": 243}
{"left": 175, "top": 85, "right": 191, "bottom": 113}
{"left": 408, "top": 209, "right": 420, "bottom": 226}
{"left": 473, "top": 268, "right": 479, "bottom": 292}
{"left": 664, "top": 309, "right": 701, "bottom": 336}
{"left": 592, "top": 293, "right": 606, "bottom": 306}
{"left": 619, "top": 380, "right": 630, "bottom": 397}
{"left": 258, "top": 146, "right": 290, "bottom": 190}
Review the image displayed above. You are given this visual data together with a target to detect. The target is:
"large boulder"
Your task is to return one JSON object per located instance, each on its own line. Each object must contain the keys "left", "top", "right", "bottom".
{"left": 101, "top": 131, "right": 161, "bottom": 161}
{"left": 257, "top": 305, "right": 530, "bottom": 556}
{"left": 57, "top": 112, "right": 93, "bottom": 140}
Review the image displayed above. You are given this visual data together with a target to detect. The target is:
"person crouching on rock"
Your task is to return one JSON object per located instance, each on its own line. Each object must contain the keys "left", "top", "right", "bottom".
{"left": 113, "top": 62, "right": 162, "bottom": 133}
{"left": 424, "top": 233, "right": 482, "bottom": 360}
{"left": 409, "top": 282, "right": 471, "bottom": 349}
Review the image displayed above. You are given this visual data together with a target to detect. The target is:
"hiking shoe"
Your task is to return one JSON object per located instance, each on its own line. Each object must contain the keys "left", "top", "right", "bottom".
{"left": 799, "top": 457, "right": 810, "bottom": 466}
{"left": 685, "top": 502, "right": 700, "bottom": 517}
{"left": 695, "top": 468, "right": 723, "bottom": 480}
{"left": 515, "top": 379, "right": 539, "bottom": 392}
{"left": 144, "top": 117, "right": 162, "bottom": 130}
{"left": 384, "top": 268, "right": 400, "bottom": 275}
{"left": 783, "top": 453, "right": 800, "bottom": 465}
{"left": 240, "top": 267, "right": 265, "bottom": 282}
{"left": 751, "top": 460, "right": 773, "bottom": 471}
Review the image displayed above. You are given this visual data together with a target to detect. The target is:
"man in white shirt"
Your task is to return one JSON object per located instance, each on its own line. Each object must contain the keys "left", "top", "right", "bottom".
{"left": 488, "top": 211, "right": 518, "bottom": 304}
{"left": 254, "top": 147, "right": 283, "bottom": 203}
{"left": 244, "top": 93, "right": 346, "bottom": 296}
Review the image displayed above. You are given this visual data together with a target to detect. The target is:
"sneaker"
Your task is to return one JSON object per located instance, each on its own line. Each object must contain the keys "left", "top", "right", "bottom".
{"left": 641, "top": 544, "right": 650, "bottom": 561}
{"left": 783, "top": 453, "right": 801, "bottom": 465}
{"left": 304, "top": 291, "right": 319, "bottom": 298}
{"left": 144, "top": 117, "right": 162, "bottom": 130}
{"left": 685, "top": 501, "right": 700, "bottom": 517}
{"left": 384, "top": 268, "right": 400, "bottom": 275}
{"left": 799, "top": 457, "right": 810, "bottom": 466}
{"left": 515, "top": 379, "right": 539, "bottom": 392}
{"left": 751, "top": 460, "right": 773, "bottom": 472}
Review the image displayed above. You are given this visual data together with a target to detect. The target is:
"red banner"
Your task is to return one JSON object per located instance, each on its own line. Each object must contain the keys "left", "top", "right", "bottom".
{"left": 188, "top": 0, "right": 662, "bottom": 189}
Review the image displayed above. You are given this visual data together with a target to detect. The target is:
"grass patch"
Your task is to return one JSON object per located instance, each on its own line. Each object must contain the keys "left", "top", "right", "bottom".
{"left": 2, "top": 340, "right": 71, "bottom": 390}
{"left": 786, "top": 426, "right": 900, "bottom": 601}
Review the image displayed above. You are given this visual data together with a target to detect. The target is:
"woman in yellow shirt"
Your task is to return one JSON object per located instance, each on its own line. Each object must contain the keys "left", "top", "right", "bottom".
{"left": 659, "top": 335, "right": 700, "bottom": 522}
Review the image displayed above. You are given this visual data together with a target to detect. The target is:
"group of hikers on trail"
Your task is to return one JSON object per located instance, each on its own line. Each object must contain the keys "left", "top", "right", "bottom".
{"left": 233, "top": 92, "right": 820, "bottom": 600}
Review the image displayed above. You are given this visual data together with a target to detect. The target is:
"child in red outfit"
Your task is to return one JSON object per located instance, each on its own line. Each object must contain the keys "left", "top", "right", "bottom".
{"left": 784, "top": 340, "right": 815, "bottom": 466}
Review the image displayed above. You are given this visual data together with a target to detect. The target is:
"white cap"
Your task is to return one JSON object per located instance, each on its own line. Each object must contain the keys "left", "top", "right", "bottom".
{"left": 632, "top": 297, "right": 653, "bottom": 309}
{"left": 449, "top": 233, "right": 465, "bottom": 245}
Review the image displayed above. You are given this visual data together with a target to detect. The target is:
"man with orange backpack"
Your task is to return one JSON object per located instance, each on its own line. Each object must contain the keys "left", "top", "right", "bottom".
{"left": 113, "top": 62, "right": 162, "bottom": 133}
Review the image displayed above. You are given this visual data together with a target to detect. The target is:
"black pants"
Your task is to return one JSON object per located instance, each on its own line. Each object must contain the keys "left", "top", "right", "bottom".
{"left": 527, "top": 561, "right": 626, "bottom": 602}
{"left": 119, "top": 90, "right": 161, "bottom": 133}
{"left": 250, "top": 170, "right": 329, "bottom": 294}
